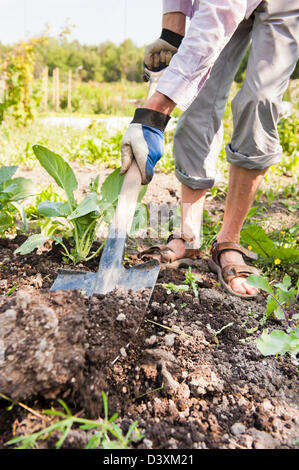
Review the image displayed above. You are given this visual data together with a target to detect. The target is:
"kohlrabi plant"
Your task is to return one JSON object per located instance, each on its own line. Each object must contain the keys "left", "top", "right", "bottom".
{"left": 15, "top": 145, "right": 148, "bottom": 264}
{"left": 0, "top": 165, "right": 35, "bottom": 234}
{"left": 247, "top": 274, "right": 299, "bottom": 357}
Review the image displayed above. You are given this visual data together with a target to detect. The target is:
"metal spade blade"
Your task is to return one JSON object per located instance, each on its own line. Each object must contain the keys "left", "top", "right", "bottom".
{"left": 50, "top": 161, "right": 160, "bottom": 304}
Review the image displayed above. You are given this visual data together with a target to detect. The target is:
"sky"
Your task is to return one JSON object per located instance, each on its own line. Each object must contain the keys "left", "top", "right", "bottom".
{"left": 0, "top": 0, "right": 163, "bottom": 46}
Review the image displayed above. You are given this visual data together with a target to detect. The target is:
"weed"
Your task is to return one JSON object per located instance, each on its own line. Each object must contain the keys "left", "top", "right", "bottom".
{"left": 0, "top": 165, "right": 36, "bottom": 234}
{"left": 206, "top": 322, "right": 234, "bottom": 347}
{"left": 247, "top": 274, "right": 299, "bottom": 357}
{"left": 3, "top": 392, "right": 142, "bottom": 449}
{"left": 162, "top": 282, "right": 189, "bottom": 294}
{"left": 184, "top": 267, "right": 201, "bottom": 298}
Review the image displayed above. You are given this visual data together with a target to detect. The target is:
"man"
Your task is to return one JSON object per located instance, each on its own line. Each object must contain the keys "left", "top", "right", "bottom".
{"left": 120, "top": 0, "right": 299, "bottom": 298}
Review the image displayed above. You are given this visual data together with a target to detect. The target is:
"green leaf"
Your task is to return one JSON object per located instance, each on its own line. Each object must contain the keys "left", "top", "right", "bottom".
{"left": 100, "top": 168, "right": 124, "bottom": 204}
{"left": 241, "top": 224, "right": 276, "bottom": 258}
{"left": 241, "top": 224, "right": 299, "bottom": 262}
{"left": 10, "top": 201, "right": 27, "bottom": 231}
{"left": 0, "top": 165, "right": 18, "bottom": 185}
{"left": 2, "top": 177, "right": 36, "bottom": 201}
{"left": 137, "top": 184, "right": 147, "bottom": 203}
{"left": 130, "top": 202, "right": 149, "bottom": 234}
{"left": 33, "top": 145, "right": 77, "bottom": 209}
{"left": 266, "top": 295, "right": 279, "bottom": 318}
{"left": 38, "top": 201, "right": 71, "bottom": 218}
{"left": 68, "top": 193, "right": 100, "bottom": 220}
{"left": 273, "top": 246, "right": 299, "bottom": 262}
{"left": 14, "top": 234, "right": 48, "bottom": 255}
{"left": 274, "top": 274, "right": 292, "bottom": 293}
{"left": 256, "top": 329, "right": 299, "bottom": 356}
{"left": 246, "top": 274, "right": 273, "bottom": 295}
{"left": 101, "top": 167, "right": 146, "bottom": 206}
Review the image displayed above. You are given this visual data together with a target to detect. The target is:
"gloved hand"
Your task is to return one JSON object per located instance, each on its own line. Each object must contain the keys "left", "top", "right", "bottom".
{"left": 143, "top": 28, "right": 184, "bottom": 79}
{"left": 121, "top": 108, "right": 171, "bottom": 185}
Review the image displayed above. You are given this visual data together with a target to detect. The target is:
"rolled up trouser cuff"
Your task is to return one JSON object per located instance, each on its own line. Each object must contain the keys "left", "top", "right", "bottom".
{"left": 225, "top": 143, "right": 283, "bottom": 170}
{"left": 175, "top": 166, "right": 222, "bottom": 190}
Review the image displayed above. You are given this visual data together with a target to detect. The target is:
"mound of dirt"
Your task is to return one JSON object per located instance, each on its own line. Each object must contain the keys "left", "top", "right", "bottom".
{"left": 0, "top": 289, "right": 87, "bottom": 401}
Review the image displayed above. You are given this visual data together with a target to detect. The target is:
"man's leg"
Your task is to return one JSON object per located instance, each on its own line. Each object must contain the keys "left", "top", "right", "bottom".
{"left": 218, "top": 0, "right": 299, "bottom": 294}
{"left": 166, "top": 19, "right": 254, "bottom": 259}
{"left": 216, "top": 165, "right": 266, "bottom": 295}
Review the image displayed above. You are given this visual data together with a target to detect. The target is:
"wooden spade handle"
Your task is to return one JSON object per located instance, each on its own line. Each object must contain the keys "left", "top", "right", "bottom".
{"left": 110, "top": 70, "right": 164, "bottom": 237}
{"left": 110, "top": 160, "right": 142, "bottom": 236}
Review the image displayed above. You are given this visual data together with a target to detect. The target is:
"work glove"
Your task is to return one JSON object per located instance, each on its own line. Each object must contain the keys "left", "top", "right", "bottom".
{"left": 143, "top": 28, "right": 184, "bottom": 79}
{"left": 121, "top": 108, "right": 171, "bottom": 185}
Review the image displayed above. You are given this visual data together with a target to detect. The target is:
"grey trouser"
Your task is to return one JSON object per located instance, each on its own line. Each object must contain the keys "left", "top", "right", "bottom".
{"left": 174, "top": 0, "right": 299, "bottom": 189}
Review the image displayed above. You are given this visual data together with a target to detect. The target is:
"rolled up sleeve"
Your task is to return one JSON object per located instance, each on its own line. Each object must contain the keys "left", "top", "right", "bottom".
{"left": 163, "top": 0, "right": 193, "bottom": 17}
{"left": 157, "top": 0, "right": 247, "bottom": 111}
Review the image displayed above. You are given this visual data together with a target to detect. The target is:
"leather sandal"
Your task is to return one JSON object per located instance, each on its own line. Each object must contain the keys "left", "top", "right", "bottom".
{"left": 138, "top": 234, "right": 201, "bottom": 265}
{"left": 208, "top": 240, "right": 260, "bottom": 299}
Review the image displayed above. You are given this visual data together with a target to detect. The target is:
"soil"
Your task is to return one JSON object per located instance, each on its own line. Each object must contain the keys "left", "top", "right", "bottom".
{"left": 0, "top": 168, "right": 298, "bottom": 450}
{"left": 0, "top": 232, "right": 298, "bottom": 450}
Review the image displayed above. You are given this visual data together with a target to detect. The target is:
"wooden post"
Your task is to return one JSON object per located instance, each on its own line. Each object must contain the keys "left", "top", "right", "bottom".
{"left": 67, "top": 69, "right": 72, "bottom": 112}
{"left": 43, "top": 66, "right": 48, "bottom": 112}
{"left": 0, "top": 80, "right": 4, "bottom": 103}
{"left": 52, "top": 67, "right": 56, "bottom": 108}
{"left": 55, "top": 67, "right": 60, "bottom": 112}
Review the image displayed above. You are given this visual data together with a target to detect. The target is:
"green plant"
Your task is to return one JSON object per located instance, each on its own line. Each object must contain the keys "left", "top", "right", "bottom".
{"left": 15, "top": 145, "right": 147, "bottom": 264}
{"left": 184, "top": 267, "right": 201, "bottom": 298}
{"left": 240, "top": 224, "right": 299, "bottom": 275}
{"left": 0, "top": 165, "right": 35, "bottom": 234}
{"left": 162, "top": 282, "right": 189, "bottom": 294}
{"left": 4, "top": 392, "right": 142, "bottom": 449}
{"left": 206, "top": 322, "right": 234, "bottom": 347}
{"left": 247, "top": 274, "right": 299, "bottom": 357}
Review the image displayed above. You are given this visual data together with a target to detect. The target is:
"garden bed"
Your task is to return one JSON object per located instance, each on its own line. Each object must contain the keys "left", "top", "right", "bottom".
{"left": 0, "top": 228, "right": 298, "bottom": 449}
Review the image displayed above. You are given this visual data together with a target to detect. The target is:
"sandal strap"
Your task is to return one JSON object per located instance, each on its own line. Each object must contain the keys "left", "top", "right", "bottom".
{"left": 222, "top": 264, "right": 259, "bottom": 283}
{"left": 211, "top": 240, "right": 258, "bottom": 263}
{"left": 138, "top": 245, "right": 177, "bottom": 263}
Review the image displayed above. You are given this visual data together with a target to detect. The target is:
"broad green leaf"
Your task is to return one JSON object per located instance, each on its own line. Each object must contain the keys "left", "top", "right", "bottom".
{"left": 256, "top": 329, "right": 299, "bottom": 356}
{"left": 130, "top": 202, "right": 149, "bottom": 234}
{"left": 137, "top": 184, "right": 147, "bottom": 203}
{"left": 14, "top": 234, "right": 48, "bottom": 255}
{"left": 241, "top": 224, "right": 299, "bottom": 262}
{"left": 33, "top": 145, "right": 77, "bottom": 209}
{"left": 10, "top": 201, "right": 27, "bottom": 231}
{"left": 100, "top": 167, "right": 146, "bottom": 206}
{"left": 266, "top": 295, "right": 279, "bottom": 318}
{"left": 68, "top": 193, "right": 100, "bottom": 220}
{"left": 246, "top": 274, "right": 273, "bottom": 295}
{"left": 0, "top": 166, "right": 18, "bottom": 185}
{"left": 38, "top": 201, "right": 71, "bottom": 218}
{"left": 241, "top": 225, "right": 276, "bottom": 258}
{"left": 273, "top": 246, "right": 299, "bottom": 262}
{"left": 275, "top": 274, "right": 292, "bottom": 291}
{"left": 100, "top": 168, "right": 124, "bottom": 204}
{"left": 1, "top": 177, "right": 36, "bottom": 201}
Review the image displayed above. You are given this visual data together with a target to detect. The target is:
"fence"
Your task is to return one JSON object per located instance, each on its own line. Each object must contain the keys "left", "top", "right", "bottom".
{"left": 0, "top": 67, "right": 73, "bottom": 113}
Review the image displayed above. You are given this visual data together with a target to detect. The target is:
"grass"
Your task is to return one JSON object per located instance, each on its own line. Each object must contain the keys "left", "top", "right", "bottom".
{"left": 1, "top": 392, "right": 142, "bottom": 449}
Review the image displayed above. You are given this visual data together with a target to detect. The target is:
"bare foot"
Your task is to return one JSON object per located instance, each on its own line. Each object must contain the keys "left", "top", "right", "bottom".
{"left": 219, "top": 250, "right": 258, "bottom": 296}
